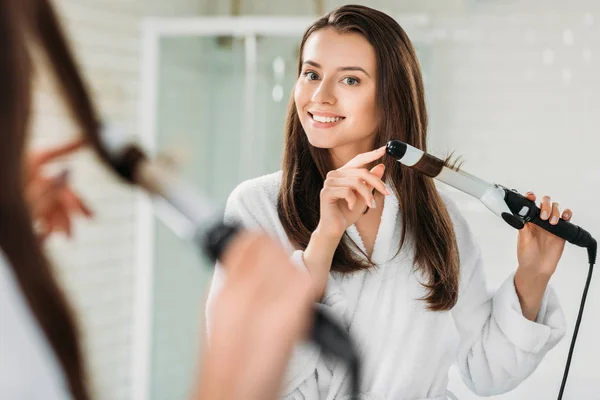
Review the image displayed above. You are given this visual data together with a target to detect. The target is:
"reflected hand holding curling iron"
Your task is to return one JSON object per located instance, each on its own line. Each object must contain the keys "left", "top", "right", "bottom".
{"left": 100, "top": 125, "right": 362, "bottom": 399}
{"left": 386, "top": 140, "right": 596, "bottom": 400}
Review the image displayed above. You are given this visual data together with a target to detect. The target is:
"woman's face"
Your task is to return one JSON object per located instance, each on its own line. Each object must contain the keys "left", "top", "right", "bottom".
{"left": 294, "top": 28, "right": 379, "bottom": 162}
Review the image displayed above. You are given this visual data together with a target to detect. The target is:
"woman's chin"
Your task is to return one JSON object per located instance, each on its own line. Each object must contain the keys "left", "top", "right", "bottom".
{"left": 305, "top": 132, "right": 340, "bottom": 150}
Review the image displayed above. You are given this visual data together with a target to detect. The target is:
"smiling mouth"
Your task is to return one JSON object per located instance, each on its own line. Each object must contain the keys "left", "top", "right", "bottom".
{"left": 308, "top": 112, "right": 346, "bottom": 124}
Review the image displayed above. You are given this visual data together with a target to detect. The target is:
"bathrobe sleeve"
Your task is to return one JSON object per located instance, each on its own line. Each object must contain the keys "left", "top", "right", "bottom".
{"left": 445, "top": 196, "right": 566, "bottom": 396}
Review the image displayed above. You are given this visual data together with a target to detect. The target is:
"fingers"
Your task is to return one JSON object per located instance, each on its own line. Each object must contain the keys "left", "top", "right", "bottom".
{"left": 28, "top": 171, "right": 93, "bottom": 240}
{"left": 40, "top": 205, "right": 72, "bottom": 239}
{"left": 37, "top": 222, "right": 52, "bottom": 242}
{"left": 327, "top": 165, "right": 389, "bottom": 197}
{"left": 60, "top": 189, "right": 94, "bottom": 218}
{"left": 321, "top": 186, "right": 359, "bottom": 210}
{"left": 550, "top": 202, "right": 561, "bottom": 225}
{"left": 26, "top": 170, "right": 69, "bottom": 213}
{"left": 340, "top": 146, "right": 386, "bottom": 170}
{"left": 525, "top": 191, "right": 536, "bottom": 201}
{"left": 29, "top": 139, "right": 85, "bottom": 169}
{"left": 530, "top": 192, "right": 573, "bottom": 225}
{"left": 52, "top": 208, "right": 72, "bottom": 238}
{"left": 324, "top": 178, "right": 373, "bottom": 209}
{"left": 370, "top": 163, "right": 386, "bottom": 180}
{"left": 28, "top": 182, "right": 66, "bottom": 221}
{"left": 539, "top": 195, "right": 552, "bottom": 221}
{"left": 323, "top": 163, "right": 389, "bottom": 211}
{"left": 323, "top": 147, "right": 389, "bottom": 213}
{"left": 30, "top": 181, "right": 89, "bottom": 219}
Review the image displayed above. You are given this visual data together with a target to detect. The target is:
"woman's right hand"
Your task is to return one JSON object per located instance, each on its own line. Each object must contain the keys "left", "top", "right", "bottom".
{"left": 318, "top": 146, "right": 389, "bottom": 238}
{"left": 303, "top": 146, "right": 389, "bottom": 300}
{"left": 195, "top": 232, "right": 313, "bottom": 400}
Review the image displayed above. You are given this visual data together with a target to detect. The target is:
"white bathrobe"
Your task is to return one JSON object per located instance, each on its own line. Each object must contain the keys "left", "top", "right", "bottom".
{"left": 206, "top": 171, "right": 566, "bottom": 400}
{"left": 0, "top": 251, "right": 70, "bottom": 399}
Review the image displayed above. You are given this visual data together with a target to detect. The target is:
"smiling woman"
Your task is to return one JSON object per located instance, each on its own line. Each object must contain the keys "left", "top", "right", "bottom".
{"left": 295, "top": 28, "right": 379, "bottom": 160}
{"left": 279, "top": 4, "right": 459, "bottom": 303}
{"left": 206, "top": 4, "right": 571, "bottom": 400}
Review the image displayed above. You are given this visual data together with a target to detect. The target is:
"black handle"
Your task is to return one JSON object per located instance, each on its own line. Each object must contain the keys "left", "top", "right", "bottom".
{"left": 201, "top": 221, "right": 243, "bottom": 263}
{"left": 503, "top": 189, "right": 595, "bottom": 249}
{"left": 311, "top": 308, "right": 361, "bottom": 398}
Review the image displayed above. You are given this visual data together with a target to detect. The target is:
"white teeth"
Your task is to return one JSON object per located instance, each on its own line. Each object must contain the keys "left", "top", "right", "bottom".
{"left": 312, "top": 114, "right": 344, "bottom": 123}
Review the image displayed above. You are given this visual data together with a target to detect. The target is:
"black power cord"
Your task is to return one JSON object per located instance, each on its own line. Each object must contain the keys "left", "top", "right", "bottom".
{"left": 557, "top": 243, "right": 596, "bottom": 400}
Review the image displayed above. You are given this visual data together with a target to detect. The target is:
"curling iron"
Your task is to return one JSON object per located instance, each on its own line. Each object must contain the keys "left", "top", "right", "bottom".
{"left": 386, "top": 139, "right": 596, "bottom": 400}
{"left": 100, "top": 125, "right": 361, "bottom": 398}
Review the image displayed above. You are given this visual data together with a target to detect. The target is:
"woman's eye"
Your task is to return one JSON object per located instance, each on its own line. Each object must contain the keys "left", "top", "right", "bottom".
{"left": 304, "top": 71, "right": 319, "bottom": 80}
{"left": 343, "top": 77, "right": 359, "bottom": 86}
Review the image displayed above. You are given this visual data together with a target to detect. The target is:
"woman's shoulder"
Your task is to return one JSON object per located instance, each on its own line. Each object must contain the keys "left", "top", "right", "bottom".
{"left": 224, "top": 171, "right": 283, "bottom": 229}
{"left": 227, "top": 171, "right": 282, "bottom": 210}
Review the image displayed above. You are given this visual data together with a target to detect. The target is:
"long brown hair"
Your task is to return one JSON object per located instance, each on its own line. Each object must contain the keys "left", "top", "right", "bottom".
{"left": 277, "top": 4, "right": 460, "bottom": 311}
{"left": 0, "top": 0, "right": 124, "bottom": 398}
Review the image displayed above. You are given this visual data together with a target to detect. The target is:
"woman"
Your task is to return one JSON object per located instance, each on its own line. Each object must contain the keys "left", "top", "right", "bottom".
{"left": 207, "top": 5, "right": 570, "bottom": 399}
{"left": 0, "top": 0, "right": 313, "bottom": 399}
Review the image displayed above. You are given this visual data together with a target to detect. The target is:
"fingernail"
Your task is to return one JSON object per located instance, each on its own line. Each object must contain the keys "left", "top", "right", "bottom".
{"left": 371, "top": 199, "right": 377, "bottom": 208}
{"left": 551, "top": 216, "right": 558, "bottom": 224}
{"left": 541, "top": 210, "right": 549, "bottom": 219}
{"left": 564, "top": 212, "right": 570, "bottom": 219}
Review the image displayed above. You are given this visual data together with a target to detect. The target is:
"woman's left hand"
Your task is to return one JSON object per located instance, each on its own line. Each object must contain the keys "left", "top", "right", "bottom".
{"left": 516, "top": 192, "right": 573, "bottom": 278}
{"left": 25, "top": 140, "right": 94, "bottom": 240}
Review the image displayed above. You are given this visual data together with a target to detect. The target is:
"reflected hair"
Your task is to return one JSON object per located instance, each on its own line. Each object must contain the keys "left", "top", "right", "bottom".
{"left": 0, "top": 1, "right": 137, "bottom": 399}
